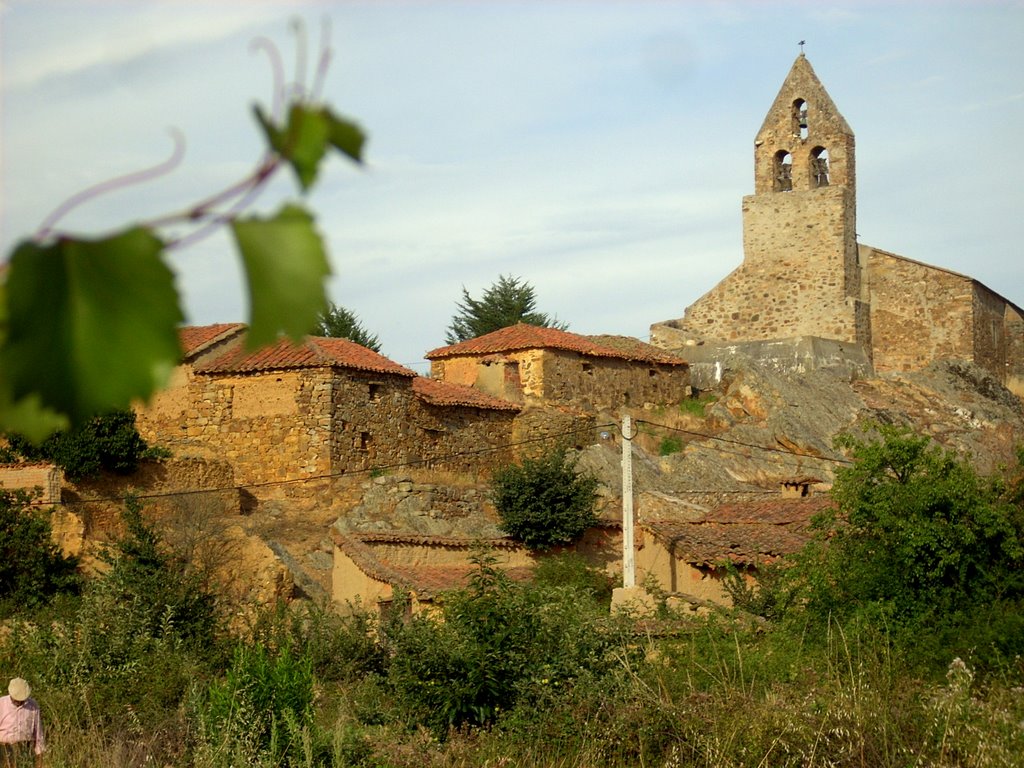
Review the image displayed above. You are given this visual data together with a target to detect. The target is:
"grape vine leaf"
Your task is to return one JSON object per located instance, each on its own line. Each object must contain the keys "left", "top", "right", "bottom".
{"left": 256, "top": 103, "right": 365, "bottom": 191}
{"left": 232, "top": 203, "right": 330, "bottom": 349}
{"left": 325, "top": 108, "right": 366, "bottom": 163}
{"left": 1, "top": 228, "right": 183, "bottom": 426}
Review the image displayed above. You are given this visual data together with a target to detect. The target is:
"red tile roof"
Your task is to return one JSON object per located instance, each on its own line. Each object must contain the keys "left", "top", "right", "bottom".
{"left": 412, "top": 377, "right": 521, "bottom": 411}
{"left": 332, "top": 530, "right": 530, "bottom": 600}
{"left": 195, "top": 335, "right": 417, "bottom": 377}
{"left": 425, "top": 324, "right": 688, "bottom": 366}
{"left": 178, "top": 324, "right": 246, "bottom": 359}
{"left": 645, "top": 496, "right": 832, "bottom": 566}
{"left": 702, "top": 496, "right": 832, "bottom": 525}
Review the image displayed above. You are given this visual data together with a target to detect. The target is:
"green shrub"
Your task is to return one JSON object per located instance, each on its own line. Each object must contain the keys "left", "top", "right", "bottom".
{"left": 679, "top": 392, "right": 717, "bottom": 417}
{"left": 100, "top": 497, "right": 220, "bottom": 650}
{"left": 5, "top": 410, "right": 149, "bottom": 480}
{"left": 492, "top": 448, "right": 599, "bottom": 550}
{"left": 248, "top": 599, "right": 386, "bottom": 682}
{"left": 658, "top": 436, "right": 683, "bottom": 456}
{"left": 0, "top": 490, "right": 81, "bottom": 614}
{"left": 532, "top": 551, "right": 614, "bottom": 605}
{"left": 384, "top": 552, "right": 629, "bottom": 738}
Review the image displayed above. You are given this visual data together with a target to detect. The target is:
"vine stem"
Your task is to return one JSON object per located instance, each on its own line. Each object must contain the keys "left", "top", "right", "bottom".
{"left": 34, "top": 128, "right": 186, "bottom": 242}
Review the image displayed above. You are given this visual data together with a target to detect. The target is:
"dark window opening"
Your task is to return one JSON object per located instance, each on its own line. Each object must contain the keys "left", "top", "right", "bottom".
{"left": 368, "top": 383, "right": 381, "bottom": 402}
{"left": 582, "top": 362, "right": 594, "bottom": 375}
{"left": 359, "top": 432, "right": 371, "bottom": 451}
{"left": 774, "top": 150, "right": 793, "bottom": 192}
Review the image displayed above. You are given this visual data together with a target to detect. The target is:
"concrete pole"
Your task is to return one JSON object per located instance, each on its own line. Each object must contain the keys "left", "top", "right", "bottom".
{"left": 621, "top": 414, "right": 635, "bottom": 588}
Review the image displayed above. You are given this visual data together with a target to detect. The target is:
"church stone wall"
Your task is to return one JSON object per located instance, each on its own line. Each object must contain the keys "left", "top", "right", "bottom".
{"left": 865, "top": 248, "right": 975, "bottom": 373}
{"left": 678, "top": 186, "right": 861, "bottom": 345}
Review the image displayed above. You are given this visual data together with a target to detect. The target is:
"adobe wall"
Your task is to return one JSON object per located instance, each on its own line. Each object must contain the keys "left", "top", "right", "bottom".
{"left": 634, "top": 526, "right": 731, "bottom": 604}
{"left": 864, "top": 248, "right": 976, "bottom": 373}
{"left": 0, "top": 463, "right": 62, "bottom": 504}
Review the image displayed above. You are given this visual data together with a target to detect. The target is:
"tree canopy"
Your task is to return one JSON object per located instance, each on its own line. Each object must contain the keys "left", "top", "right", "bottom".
{"left": 315, "top": 303, "right": 381, "bottom": 352}
{"left": 783, "top": 424, "right": 1024, "bottom": 665}
{"left": 445, "top": 274, "right": 567, "bottom": 344}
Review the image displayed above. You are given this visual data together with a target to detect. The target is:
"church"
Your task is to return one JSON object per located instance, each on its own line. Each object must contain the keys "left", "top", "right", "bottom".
{"left": 651, "top": 54, "right": 1024, "bottom": 397}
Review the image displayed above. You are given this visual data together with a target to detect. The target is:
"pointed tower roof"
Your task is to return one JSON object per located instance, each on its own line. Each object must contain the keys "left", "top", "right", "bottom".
{"left": 756, "top": 53, "right": 852, "bottom": 140}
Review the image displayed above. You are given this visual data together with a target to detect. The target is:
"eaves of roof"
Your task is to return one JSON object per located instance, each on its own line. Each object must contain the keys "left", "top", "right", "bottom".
{"left": 194, "top": 335, "right": 417, "bottom": 378}
{"left": 426, "top": 324, "right": 688, "bottom": 366}
{"left": 412, "top": 377, "right": 521, "bottom": 411}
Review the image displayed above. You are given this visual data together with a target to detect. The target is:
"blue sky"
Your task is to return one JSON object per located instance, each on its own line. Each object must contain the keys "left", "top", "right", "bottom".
{"left": 2, "top": 1, "right": 1023, "bottom": 371}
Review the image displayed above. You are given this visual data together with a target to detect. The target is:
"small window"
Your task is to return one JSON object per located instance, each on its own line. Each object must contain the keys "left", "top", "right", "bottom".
{"left": 774, "top": 150, "right": 793, "bottom": 192}
{"left": 582, "top": 362, "right": 594, "bottom": 375}
{"left": 648, "top": 368, "right": 657, "bottom": 377}
{"left": 359, "top": 432, "right": 371, "bottom": 451}
{"left": 368, "top": 383, "right": 381, "bottom": 402}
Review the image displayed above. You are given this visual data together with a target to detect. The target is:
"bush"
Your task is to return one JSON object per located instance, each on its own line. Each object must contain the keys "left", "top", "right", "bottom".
{"left": 787, "top": 424, "right": 1024, "bottom": 670}
{"left": 99, "top": 497, "right": 221, "bottom": 650}
{"left": 384, "top": 552, "right": 629, "bottom": 738}
{"left": 492, "top": 448, "right": 599, "bottom": 550}
{"left": 0, "top": 490, "right": 81, "bottom": 614}
{"left": 5, "top": 410, "right": 149, "bottom": 480}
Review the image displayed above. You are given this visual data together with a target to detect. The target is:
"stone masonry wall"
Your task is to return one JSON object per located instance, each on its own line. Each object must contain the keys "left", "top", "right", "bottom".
{"left": 407, "top": 402, "right": 516, "bottom": 475}
{"left": 865, "top": 248, "right": 976, "bottom": 373}
{"left": 1005, "top": 306, "right": 1024, "bottom": 397}
{"left": 433, "top": 350, "right": 690, "bottom": 413}
{"left": 677, "top": 187, "right": 861, "bottom": 345}
{"left": 539, "top": 352, "right": 691, "bottom": 411}
{"left": 973, "top": 285, "right": 1010, "bottom": 379}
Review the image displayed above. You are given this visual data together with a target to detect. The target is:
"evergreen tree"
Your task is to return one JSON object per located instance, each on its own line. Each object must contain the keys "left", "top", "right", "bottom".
{"left": 315, "top": 303, "right": 382, "bottom": 352}
{"left": 445, "top": 275, "right": 567, "bottom": 344}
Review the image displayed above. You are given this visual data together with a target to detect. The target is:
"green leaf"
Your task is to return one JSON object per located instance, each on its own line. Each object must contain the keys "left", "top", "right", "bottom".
{"left": 231, "top": 203, "right": 330, "bottom": 349}
{"left": 1, "top": 229, "right": 183, "bottom": 426}
{"left": 255, "top": 104, "right": 330, "bottom": 191}
{"left": 325, "top": 108, "right": 366, "bottom": 163}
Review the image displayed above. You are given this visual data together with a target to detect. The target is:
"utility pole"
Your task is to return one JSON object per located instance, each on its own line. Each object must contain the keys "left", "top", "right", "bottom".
{"left": 621, "top": 414, "right": 635, "bottom": 588}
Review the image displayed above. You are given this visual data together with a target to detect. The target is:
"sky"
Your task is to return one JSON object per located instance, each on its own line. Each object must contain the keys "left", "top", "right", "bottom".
{"left": 2, "top": 1, "right": 1023, "bottom": 373}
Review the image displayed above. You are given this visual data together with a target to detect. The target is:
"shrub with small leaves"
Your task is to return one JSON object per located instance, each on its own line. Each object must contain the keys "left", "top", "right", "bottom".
{"left": 492, "top": 448, "right": 599, "bottom": 550}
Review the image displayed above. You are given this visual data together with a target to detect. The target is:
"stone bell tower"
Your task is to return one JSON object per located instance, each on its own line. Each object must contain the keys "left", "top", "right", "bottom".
{"left": 656, "top": 54, "right": 871, "bottom": 351}
{"left": 741, "top": 52, "right": 869, "bottom": 347}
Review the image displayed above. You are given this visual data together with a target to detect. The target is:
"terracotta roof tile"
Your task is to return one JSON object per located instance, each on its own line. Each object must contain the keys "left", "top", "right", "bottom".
{"left": 389, "top": 565, "right": 535, "bottom": 598}
{"left": 195, "top": 336, "right": 416, "bottom": 377}
{"left": 425, "top": 324, "right": 688, "bottom": 366}
{"left": 701, "top": 496, "right": 832, "bottom": 525}
{"left": 332, "top": 530, "right": 532, "bottom": 600}
{"left": 645, "top": 496, "right": 832, "bottom": 565}
{"left": 412, "top": 377, "right": 521, "bottom": 411}
{"left": 177, "top": 324, "right": 246, "bottom": 359}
